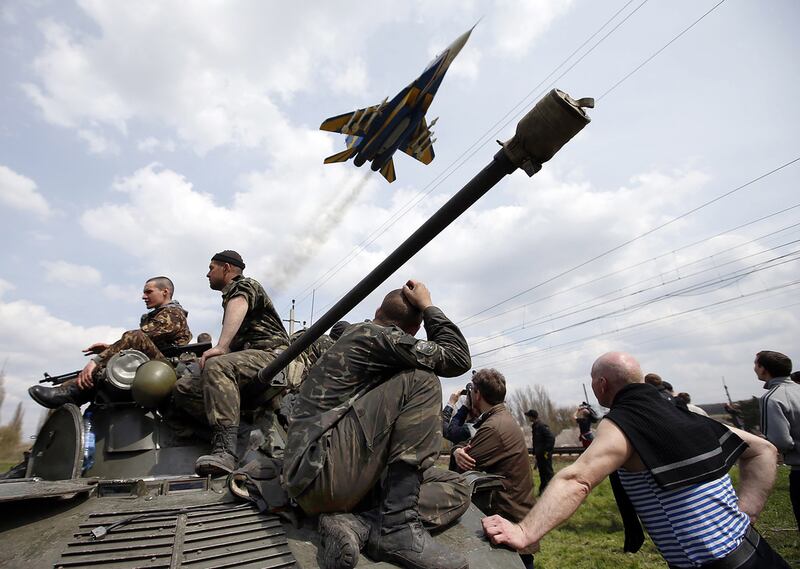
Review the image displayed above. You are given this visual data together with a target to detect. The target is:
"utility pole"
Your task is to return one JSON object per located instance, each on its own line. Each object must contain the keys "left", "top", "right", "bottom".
{"left": 283, "top": 299, "right": 302, "bottom": 336}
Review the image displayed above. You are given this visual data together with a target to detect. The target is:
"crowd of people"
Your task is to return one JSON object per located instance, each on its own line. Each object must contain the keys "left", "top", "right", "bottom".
{"left": 24, "top": 261, "right": 799, "bottom": 569}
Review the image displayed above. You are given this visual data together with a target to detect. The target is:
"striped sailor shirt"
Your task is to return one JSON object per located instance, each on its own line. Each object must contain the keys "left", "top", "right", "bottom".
{"left": 618, "top": 469, "right": 750, "bottom": 568}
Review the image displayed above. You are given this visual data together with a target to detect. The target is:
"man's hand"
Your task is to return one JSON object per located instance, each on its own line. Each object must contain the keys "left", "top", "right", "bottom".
{"left": 448, "top": 389, "right": 461, "bottom": 406}
{"left": 82, "top": 342, "right": 110, "bottom": 355}
{"left": 482, "top": 515, "right": 534, "bottom": 551}
{"left": 402, "top": 280, "right": 432, "bottom": 311}
{"left": 454, "top": 444, "right": 476, "bottom": 471}
{"left": 76, "top": 360, "right": 97, "bottom": 389}
{"left": 200, "top": 346, "right": 230, "bottom": 368}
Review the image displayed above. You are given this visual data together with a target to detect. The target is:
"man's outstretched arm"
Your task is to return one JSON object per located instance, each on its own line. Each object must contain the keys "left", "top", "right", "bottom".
{"left": 730, "top": 426, "right": 778, "bottom": 524}
{"left": 482, "top": 418, "right": 632, "bottom": 550}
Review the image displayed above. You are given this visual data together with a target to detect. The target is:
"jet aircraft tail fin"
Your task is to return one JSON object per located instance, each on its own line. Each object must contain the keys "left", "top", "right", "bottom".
{"left": 323, "top": 147, "right": 358, "bottom": 164}
{"left": 379, "top": 159, "right": 396, "bottom": 183}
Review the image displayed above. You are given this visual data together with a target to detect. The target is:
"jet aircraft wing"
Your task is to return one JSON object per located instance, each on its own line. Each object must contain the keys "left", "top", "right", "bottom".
{"left": 320, "top": 104, "right": 382, "bottom": 137}
{"left": 401, "top": 117, "right": 435, "bottom": 165}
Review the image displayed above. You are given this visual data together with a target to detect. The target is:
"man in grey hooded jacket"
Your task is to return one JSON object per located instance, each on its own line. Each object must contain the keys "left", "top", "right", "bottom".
{"left": 755, "top": 350, "right": 800, "bottom": 531}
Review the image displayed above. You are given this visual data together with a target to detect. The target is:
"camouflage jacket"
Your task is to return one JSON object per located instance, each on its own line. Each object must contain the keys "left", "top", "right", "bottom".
{"left": 284, "top": 306, "right": 471, "bottom": 497}
{"left": 290, "top": 329, "right": 335, "bottom": 369}
{"left": 222, "top": 275, "right": 289, "bottom": 352}
{"left": 98, "top": 300, "right": 192, "bottom": 365}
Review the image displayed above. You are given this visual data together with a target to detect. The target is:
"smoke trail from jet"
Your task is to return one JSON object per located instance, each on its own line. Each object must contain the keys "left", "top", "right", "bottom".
{"left": 271, "top": 170, "right": 372, "bottom": 292}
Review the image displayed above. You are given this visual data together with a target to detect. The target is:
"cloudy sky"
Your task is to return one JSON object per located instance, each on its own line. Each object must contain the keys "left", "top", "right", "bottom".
{"left": 1, "top": 0, "right": 798, "bottom": 439}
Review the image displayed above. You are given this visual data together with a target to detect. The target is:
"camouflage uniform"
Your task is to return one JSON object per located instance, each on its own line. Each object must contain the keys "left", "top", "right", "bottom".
{"left": 95, "top": 300, "right": 192, "bottom": 377}
{"left": 290, "top": 329, "right": 335, "bottom": 370}
{"left": 173, "top": 275, "right": 289, "bottom": 428}
{"left": 284, "top": 306, "right": 472, "bottom": 528}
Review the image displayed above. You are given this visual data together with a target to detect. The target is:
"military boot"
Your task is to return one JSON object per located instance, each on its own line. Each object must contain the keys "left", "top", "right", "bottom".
{"left": 366, "top": 462, "right": 468, "bottom": 569}
{"left": 28, "top": 381, "right": 92, "bottom": 409}
{"left": 195, "top": 425, "right": 238, "bottom": 476}
{"left": 319, "top": 512, "right": 370, "bottom": 569}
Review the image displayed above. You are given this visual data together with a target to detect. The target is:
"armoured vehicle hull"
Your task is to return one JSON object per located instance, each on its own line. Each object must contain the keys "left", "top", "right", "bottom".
{"left": 0, "top": 403, "right": 522, "bottom": 569}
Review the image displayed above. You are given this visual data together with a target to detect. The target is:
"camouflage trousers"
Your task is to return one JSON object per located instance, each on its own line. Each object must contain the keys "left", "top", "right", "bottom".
{"left": 172, "top": 348, "right": 279, "bottom": 429}
{"left": 295, "top": 369, "right": 470, "bottom": 529}
{"left": 66, "top": 330, "right": 166, "bottom": 390}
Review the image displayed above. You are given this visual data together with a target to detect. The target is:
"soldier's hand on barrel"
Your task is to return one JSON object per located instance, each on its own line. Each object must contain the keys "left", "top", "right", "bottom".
{"left": 482, "top": 515, "right": 532, "bottom": 551}
{"left": 402, "top": 279, "right": 432, "bottom": 310}
{"left": 76, "top": 360, "right": 97, "bottom": 389}
{"left": 200, "top": 346, "right": 229, "bottom": 368}
{"left": 453, "top": 444, "right": 476, "bottom": 471}
{"left": 82, "top": 342, "right": 110, "bottom": 355}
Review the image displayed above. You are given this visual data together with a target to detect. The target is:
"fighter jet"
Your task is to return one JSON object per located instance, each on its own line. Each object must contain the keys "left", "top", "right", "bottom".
{"left": 320, "top": 25, "right": 475, "bottom": 183}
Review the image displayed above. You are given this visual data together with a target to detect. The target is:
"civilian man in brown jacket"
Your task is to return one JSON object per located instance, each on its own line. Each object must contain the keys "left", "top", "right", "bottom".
{"left": 452, "top": 368, "right": 535, "bottom": 569}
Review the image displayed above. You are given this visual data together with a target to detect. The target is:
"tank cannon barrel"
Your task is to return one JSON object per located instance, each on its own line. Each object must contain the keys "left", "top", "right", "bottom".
{"left": 257, "top": 89, "right": 593, "bottom": 386}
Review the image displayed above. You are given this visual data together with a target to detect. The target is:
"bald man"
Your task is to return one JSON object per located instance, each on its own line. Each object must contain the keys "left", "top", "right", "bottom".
{"left": 483, "top": 352, "right": 789, "bottom": 569}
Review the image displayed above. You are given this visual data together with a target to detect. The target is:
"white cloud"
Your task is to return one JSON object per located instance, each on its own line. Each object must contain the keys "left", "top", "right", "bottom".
{"left": 19, "top": 3, "right": 573, "bottom": 156}
{"left": 0, "top": 296, "right": 124, "bottom": 439}
{"left": 42, "top": 260, "right": 102, "bottom": 287}
{"left": 446, "top": 45, "right": 482, "bottom": 81}
{"left": 0, "top": 164, "right": 52, "bottom": 218}
{"left": 328, "top": 57, "right": 369, "bottom": 96}
{"left": 78, "top": 127, "right": 120, "bottom": 154}
{"left": 491, "top": 0, "right": 575, "bottom": 56}
{"left": 103, "top": 283, "right": 143, "bottom": 302}
{"left": 19, "top": 3, "right": 402, "bottom": 155}
{"left": 137, "top": 136, "right": 176, "bottom": 153}
{"left": 0, "top": 278, "right": 15, "bottom": 298}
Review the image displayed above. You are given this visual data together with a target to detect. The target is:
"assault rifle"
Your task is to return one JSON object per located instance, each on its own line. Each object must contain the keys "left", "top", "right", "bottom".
{"left": 39, "top": 370, "right": 80, "bottom": 385}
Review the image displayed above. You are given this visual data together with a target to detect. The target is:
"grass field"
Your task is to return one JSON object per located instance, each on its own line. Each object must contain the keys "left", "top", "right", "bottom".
{"left": 532, "top": 459, "right": 798, "bottom": 568}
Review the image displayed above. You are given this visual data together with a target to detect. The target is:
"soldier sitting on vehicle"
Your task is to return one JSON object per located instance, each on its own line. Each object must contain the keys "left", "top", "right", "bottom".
{"left": 284, "top": 280, "right": 472, "bottom": 569}
{"left": 172, "top": 250, "right": 292, "bottom": 476}
{"left": 28, "top": 276, "right": 192, "bottom": 408}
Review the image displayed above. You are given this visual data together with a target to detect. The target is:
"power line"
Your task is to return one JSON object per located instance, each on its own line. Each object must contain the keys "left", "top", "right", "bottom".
{"left": 597, "top": 0, "right": 728, "bottom": 100}
{"left": 463, "top": 208, "right": 800, "bottom": 332}
{"left": 488, "top": 294, "right": 800, "bottom": 376}
{"left": 476, "top": 279, "right": 800, "bottom": 367}
{"left": 469, "top": 234, "right": 800, "bottom": 346}
{"left": 458, "top": 155, "right": 800, "bottom": 325}
{"left": 471, "top": 252, "right": 800, "bottom": 358}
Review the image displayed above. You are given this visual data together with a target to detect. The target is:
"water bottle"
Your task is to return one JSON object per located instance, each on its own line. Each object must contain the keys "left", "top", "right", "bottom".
{"left": 83, "top": 411, "right": 96, "bottom": 473}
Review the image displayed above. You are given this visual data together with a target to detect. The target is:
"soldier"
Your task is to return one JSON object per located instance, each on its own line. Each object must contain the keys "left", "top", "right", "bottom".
{"left": 173, "top": 250, "right": 290, "bottom": 476}
{"left": 28, "top": 276, "right": 191, "bottom": 408}
{"left": 284, "top": 280, "right": 472, "bottom": 569}
{"left": 290, "top": 327, "right": 334, "bottom": 371}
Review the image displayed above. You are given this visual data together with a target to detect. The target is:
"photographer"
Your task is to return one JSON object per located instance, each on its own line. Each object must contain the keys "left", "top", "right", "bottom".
{"left": 442, "top": 382, "right": 477, "bottom": 445}
{"left": 574, "top": 402, "right": 598, "bottom": 448}
{"left": 451, "top": 368, "right": 535, "bottom": 569}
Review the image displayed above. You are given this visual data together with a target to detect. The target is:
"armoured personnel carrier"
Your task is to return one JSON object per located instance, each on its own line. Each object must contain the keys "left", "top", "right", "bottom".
{"left": 0, "top": 374, "right": 520, "bottom": 568}
{"left": 0, "top": 89, "right": 592, "bottom": 569}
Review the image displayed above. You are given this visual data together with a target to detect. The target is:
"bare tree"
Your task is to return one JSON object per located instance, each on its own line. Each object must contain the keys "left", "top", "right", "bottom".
{"left": 506, "top": 384, "right": 576, "bottom": 434}
{"left": 506, "top": 384, "right": 556, "bottom": 425}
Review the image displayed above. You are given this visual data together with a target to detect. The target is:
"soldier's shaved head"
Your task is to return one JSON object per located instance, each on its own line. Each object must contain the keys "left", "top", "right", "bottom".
{"left": 146, "top": 276, "right": 175, "bottom": 298}
{"left": 590, "top": 351, "right": 643, "bottom": 407}
{"left": 375, "top": 288, "right": 423, "bottom": 334}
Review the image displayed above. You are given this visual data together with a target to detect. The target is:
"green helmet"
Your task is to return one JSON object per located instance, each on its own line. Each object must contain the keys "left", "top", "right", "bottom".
{"left": 132, "top": 360, "right": 177, "bottom": 408}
